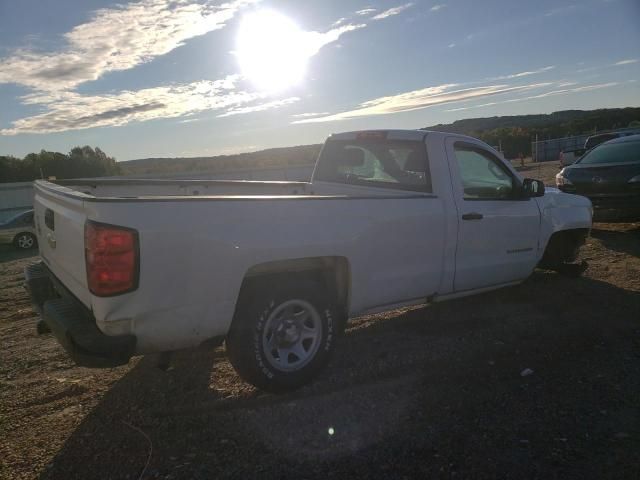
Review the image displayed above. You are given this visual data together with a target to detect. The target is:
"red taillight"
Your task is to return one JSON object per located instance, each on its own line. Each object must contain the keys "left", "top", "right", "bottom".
{"left": 85, "top": 221, "right": 139, "bottom": 297}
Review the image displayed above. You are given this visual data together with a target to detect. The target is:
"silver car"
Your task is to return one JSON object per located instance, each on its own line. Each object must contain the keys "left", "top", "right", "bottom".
{"left": 0, "top": 210, "right": 37, "bottom": 249}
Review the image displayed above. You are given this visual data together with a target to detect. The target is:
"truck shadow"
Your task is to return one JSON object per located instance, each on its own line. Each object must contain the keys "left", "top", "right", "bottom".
{"left": 39, "top": 271, "right": 640, "bottom": 479}
{"left": 0, "top": 244, "right": 39, "bottom": 263}
{"left": 590, "top": 223, "right": 640, "bottom": 257}
{"left": 39, "top": 346, "right": 225, "bottom": 479}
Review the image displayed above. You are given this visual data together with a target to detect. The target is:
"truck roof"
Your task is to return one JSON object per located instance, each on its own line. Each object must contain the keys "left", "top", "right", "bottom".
{"left": 328, "top": 129, "right": 483, "bottom": 145}
{"left": 329, "top": 129, "right": 458, "bottom": 141}
{"left": 329, "top": 129, "right": 426, "bottom": 141}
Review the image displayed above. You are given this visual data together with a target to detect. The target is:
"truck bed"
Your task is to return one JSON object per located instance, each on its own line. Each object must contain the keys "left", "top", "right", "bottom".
{"left": 52, "top": 178, "right": 315, "bottom": 198}
{"left": 33, "top": 176, "right": 445, "bottom": 354}
{"left": 42, "top": 178, "right": 425, "bottom": 204}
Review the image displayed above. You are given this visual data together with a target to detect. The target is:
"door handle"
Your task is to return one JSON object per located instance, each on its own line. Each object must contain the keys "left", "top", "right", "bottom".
{"left": 46, "top": 232, "right": 56, "bottom": 249}
{"left": 461, "top": 212, "right": 483, "bottom": 220}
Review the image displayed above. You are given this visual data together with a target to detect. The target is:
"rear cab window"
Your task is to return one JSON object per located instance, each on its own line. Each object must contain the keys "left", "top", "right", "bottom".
{"left": 314, "top": 135, "right": 432, "bottom": 193}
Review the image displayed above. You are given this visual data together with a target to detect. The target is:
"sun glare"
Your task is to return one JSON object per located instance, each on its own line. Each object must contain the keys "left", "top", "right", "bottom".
{"left": 236, "top": 10, "right": 310, "bottom": 92}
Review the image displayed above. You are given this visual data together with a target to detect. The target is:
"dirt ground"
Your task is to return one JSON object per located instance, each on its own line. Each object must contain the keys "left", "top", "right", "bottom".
{"left": 1, "top": 161, "right": 639, "bottom": 479}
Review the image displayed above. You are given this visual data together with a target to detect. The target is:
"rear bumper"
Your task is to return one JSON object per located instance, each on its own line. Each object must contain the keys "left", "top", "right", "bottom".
{"left": 24, "top": 262, "right": 136, "bottom": 368}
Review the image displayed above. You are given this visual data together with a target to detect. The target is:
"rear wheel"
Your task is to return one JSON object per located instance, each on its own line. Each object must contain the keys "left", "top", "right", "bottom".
{"left": 226, "top": 277, "right": 337, "bottom": 393}
{"left": 13, "top": 232, "right": 37, "bottom": 250}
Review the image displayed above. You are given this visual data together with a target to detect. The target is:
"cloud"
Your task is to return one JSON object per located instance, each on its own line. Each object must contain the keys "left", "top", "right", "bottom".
{"left": 430, "top": 4, "right": 447, "bottom": 12}
{"left": 356, "top": 8, "right": 377, "bottom": 16}
{"left": 445, "top": 82, "right": 619, "bottom": 112}
{"left": 544, "top": 4, "right": 577, "bottom": 16}
{"left": 489, "top": 65, "right": 555, "bottom": 81}
{"left": 217, "top": 97, "right": 300, "bottom": 117}
{"left": 521, "top": 82, "right": 619, "bottom": 98}
{"left": 372, "top": 3, "right": 414, "bottom": 20}
{"left": 291, "top": 112, "right": 330, "bottom": 118}
{"left": 614, "top": 59, "right": 638, "bottom": 66}
{"left": 331, "top": 17, "right": 347, "bottom": 27}
{"left": 178, "top": 117, "right": 202, "bottom": 124}
{"left": 296, "top": 60, "right": 614, "bottom": 123}
{"left": 0, "top": 3, "right": 373, "bottom": 135}
{"left": 577, "top": 58, "right": 638, "bottom": 73}
{"left": 0, "top": 76, "right": 281, "bottom": 135}
{"left": 3, "top": 10, "right": 359, "bottom": 135}
{"left": 576, "top": 65, "right": 602, "bottom": 73}
{"left": 293, "top": 82, "right": 549, "bottom": 123}
{"left": 448, "top": 42, "right": 456, "bottom": 48}
{"left": 300, "top": 23, "right": 367, "bottom": 57}
{"left": 0, "top": 0, "right": 257, "bottom": 92}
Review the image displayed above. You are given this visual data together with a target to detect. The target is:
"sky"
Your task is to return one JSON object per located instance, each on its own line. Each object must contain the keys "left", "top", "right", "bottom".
{"left": 0, "top": 0, "right": 638, "bottom": 161}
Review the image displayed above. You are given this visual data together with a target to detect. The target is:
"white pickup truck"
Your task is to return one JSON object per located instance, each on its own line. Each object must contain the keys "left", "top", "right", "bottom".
{"left": 26, "top": 130, "right": 592, "bottom": 392}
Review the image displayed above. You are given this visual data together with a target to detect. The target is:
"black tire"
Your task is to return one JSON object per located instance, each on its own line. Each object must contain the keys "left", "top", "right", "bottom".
{"left": 538, "top": 229, "right": 588, "bottom": 275}
{"left": 13, "top": 232, "right": 37, "bottom": 250}
{"left": 226, "top": 276, "right": 337, "bottom": 393}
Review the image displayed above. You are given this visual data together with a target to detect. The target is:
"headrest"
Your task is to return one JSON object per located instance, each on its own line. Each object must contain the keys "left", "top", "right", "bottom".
{"left": 404, "top": 151, "right": 426, "bottom": 172}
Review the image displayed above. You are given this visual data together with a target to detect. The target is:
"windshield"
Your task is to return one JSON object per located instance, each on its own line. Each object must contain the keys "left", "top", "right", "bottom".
{"left": 313, "top": 139, "right": 431, "bottom": 193}
{"left": 577, "top": 140, "right": 640, "bottom": 165}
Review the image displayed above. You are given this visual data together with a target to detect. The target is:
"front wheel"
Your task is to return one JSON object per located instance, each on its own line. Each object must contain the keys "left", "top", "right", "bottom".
{"left": 13, "top": 232, "right": 37, "bottom": 250}
{"left": 538, "top": 229, "right": 589, "bottom": 276}
{"left": 226, "top": 278, "right": 337, "bottom": 393}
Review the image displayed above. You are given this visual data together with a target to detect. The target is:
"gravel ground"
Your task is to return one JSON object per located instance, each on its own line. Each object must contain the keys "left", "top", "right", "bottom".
{"left": 1, "top": 162, "right": 639, "bottom": 479}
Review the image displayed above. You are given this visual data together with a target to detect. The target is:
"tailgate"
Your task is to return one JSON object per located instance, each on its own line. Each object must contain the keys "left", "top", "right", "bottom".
{"left": 34, "top": 182, "right": 92, "bottom": 308}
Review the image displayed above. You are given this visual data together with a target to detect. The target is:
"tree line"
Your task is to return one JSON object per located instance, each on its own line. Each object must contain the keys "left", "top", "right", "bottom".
{"left": 424, "top": 107, "right": 640, "bottom": 159}
{"left": 0, "top": 146, "right": 121, "bottom": 183}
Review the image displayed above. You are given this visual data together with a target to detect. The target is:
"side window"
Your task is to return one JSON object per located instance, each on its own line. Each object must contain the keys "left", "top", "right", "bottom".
{"left": 453, "top": 143, "right": 515, "bottom": 200}
{"left": 315, "top": 139, "right": 432, "bottom": 192}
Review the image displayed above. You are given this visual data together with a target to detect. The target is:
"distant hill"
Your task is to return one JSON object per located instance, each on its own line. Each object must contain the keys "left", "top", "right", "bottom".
{"left": 424, "top": 108, "right": 640, "bottom": 135}
{"left": 120, "top": 107, "right": 640, "bottom": 175}
{"left": 121, "top": 144, "right": 321, "bottom": 176}
{"left": 422, "top": 107, "right": 640, "bottom": 158}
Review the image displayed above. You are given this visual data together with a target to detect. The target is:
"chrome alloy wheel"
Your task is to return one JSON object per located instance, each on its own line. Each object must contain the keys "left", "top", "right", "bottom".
{"left": 262, "top": 299, "right": 322, "bottom": 372}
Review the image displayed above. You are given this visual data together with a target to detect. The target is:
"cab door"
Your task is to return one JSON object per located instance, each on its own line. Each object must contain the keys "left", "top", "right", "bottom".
{"left": 445, "top": 138, "right": 541, "bottom": 292}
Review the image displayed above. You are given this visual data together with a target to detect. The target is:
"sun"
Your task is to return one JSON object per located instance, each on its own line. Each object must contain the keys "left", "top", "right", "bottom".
{"left": 236, "top": 10, "right": 310, "bottom": 92}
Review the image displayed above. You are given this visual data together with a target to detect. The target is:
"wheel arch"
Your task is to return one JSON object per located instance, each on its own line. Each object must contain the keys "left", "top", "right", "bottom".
{"left": 538, "top": 227, "right": 590, "bottom": 268}
{"left": 537, "top": 191, "right": 592, "bottom": 257}
{"left": 234, "top": 256, "right": 351, "bottom": 324}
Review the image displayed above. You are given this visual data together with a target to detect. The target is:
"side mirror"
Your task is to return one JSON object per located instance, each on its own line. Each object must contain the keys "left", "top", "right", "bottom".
{"left": 522, "top": 178, "right": 545, "bottom": 197}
